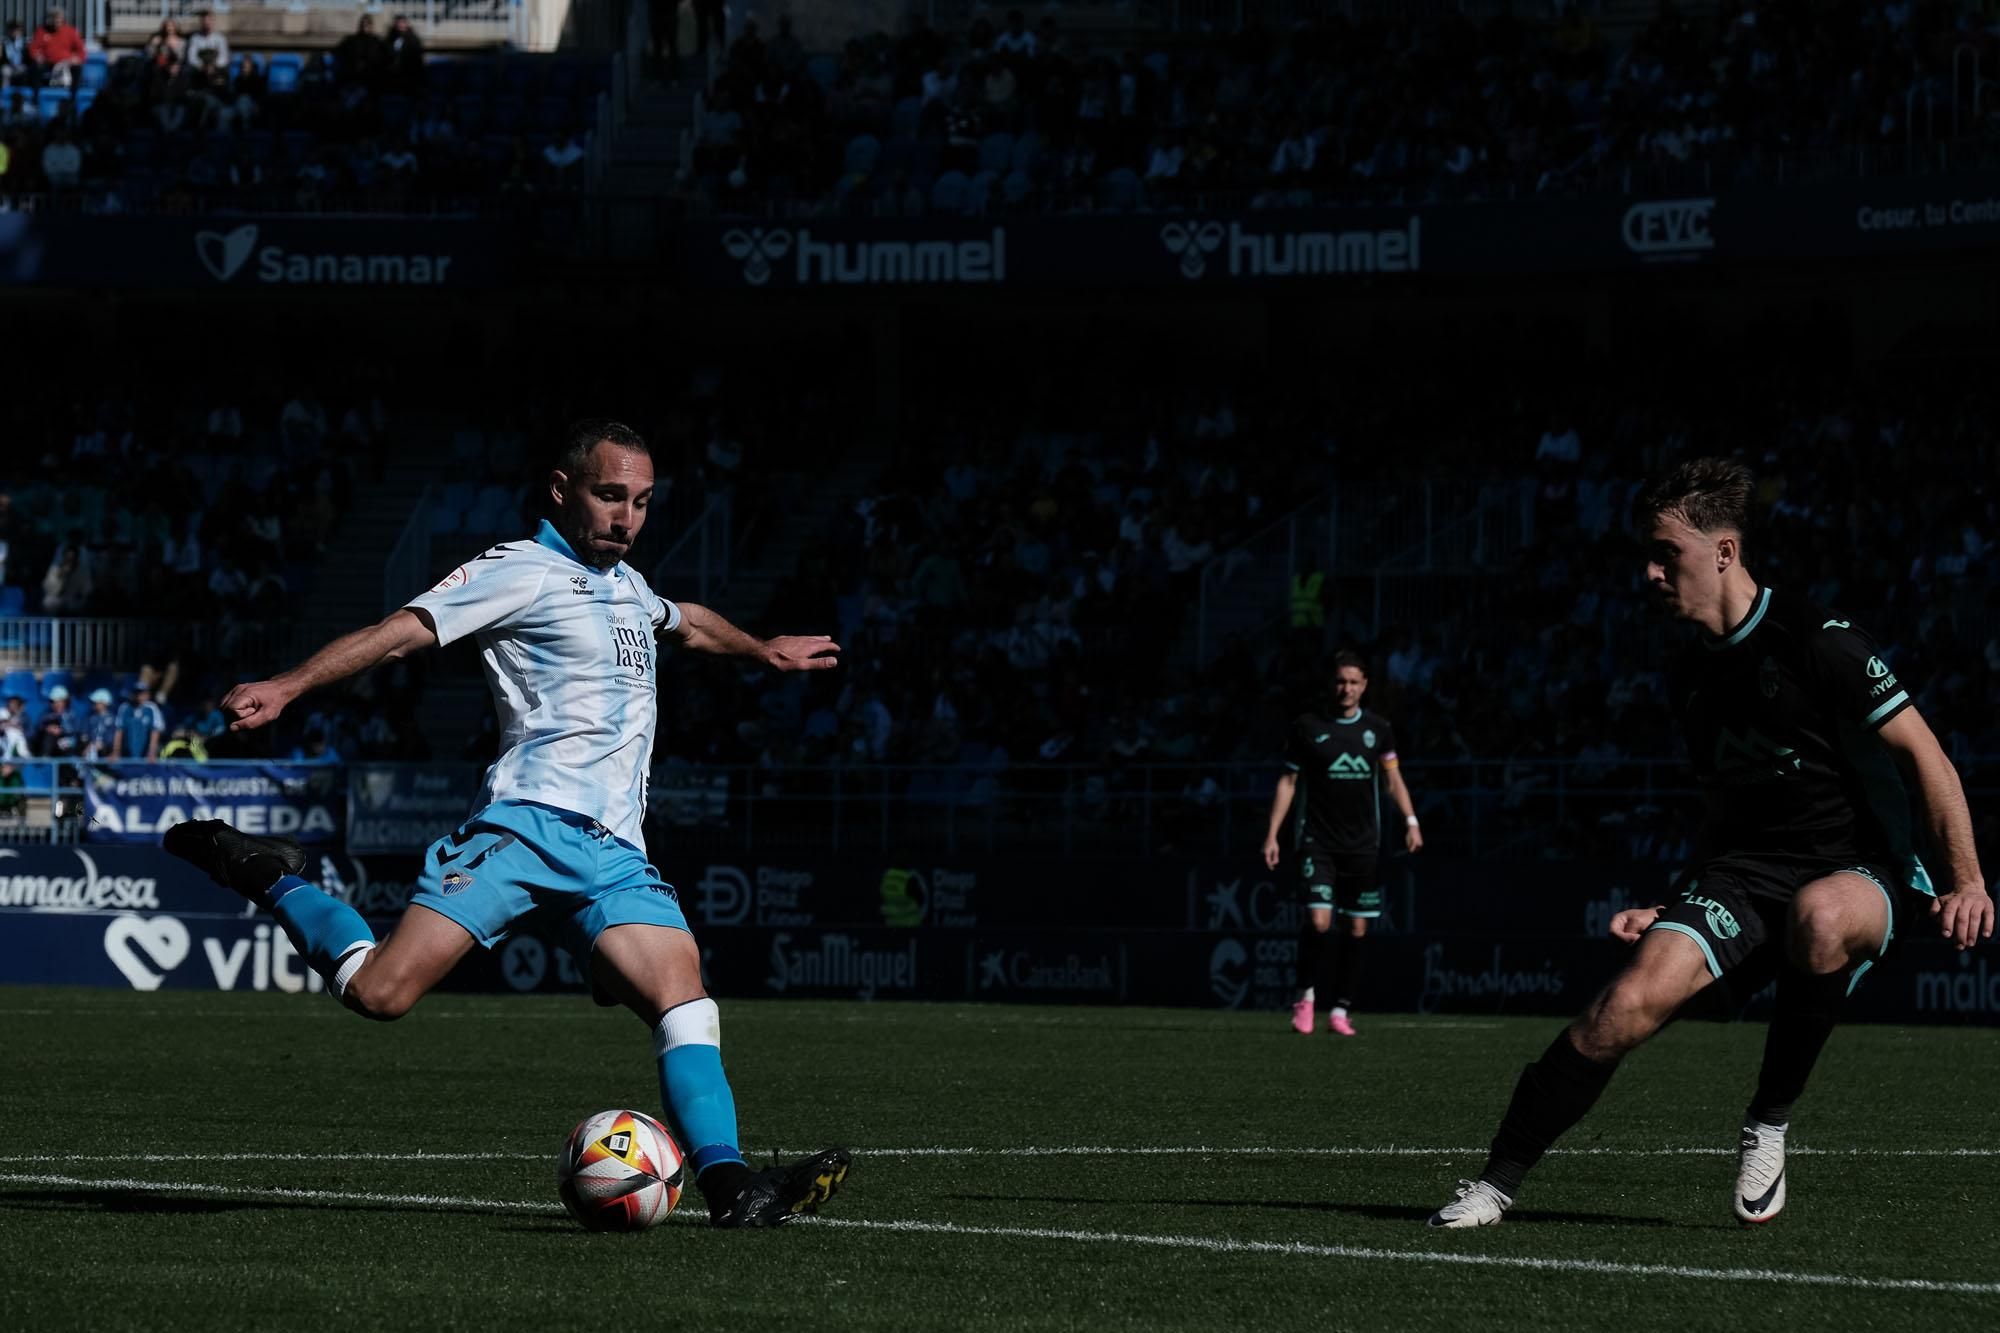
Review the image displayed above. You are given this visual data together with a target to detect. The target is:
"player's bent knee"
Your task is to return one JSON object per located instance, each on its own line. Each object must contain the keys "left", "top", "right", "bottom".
{"left": 1787, "top": 904, "right": 1857, "bottom": 974}
{"left": 341, "top": 964, "right": 420, "bottom": 1022}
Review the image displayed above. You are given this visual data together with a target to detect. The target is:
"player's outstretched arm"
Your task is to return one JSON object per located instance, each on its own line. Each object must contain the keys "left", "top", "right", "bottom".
{"left": 669, "top": 602, "right": 840, "bottom": 672}
{"left": 222, "top": 610, "right": 439, "bottom": 732}
{"left": 1261, "top": 772, "right": 1297, "bottom": 869}
{"left": 1877, "top": 708, "right": 1993, "bottom": 949}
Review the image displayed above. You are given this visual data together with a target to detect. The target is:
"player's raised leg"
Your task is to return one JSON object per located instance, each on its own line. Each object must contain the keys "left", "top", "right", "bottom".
{"left": 1735, "top": 870, "right": 1890, "bottom": 1223}
{"left": 1430, "top": 926, "right": 1716, "bottom": 1227}
{"left": 593, "top": 922, "right": 849, "bottom": 1228}
{"left": 164, "top": 818, "right": 473, "bottom": 1016}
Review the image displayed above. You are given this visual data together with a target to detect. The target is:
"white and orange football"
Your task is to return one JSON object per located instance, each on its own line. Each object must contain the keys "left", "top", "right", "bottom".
{"left": 556, "top": 1109, "right": 686, "bottom": 1231}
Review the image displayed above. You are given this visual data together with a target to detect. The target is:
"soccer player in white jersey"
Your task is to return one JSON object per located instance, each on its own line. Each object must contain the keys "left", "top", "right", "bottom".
{"left": 163, "top": 421, "right": 849, "bottom": 1228}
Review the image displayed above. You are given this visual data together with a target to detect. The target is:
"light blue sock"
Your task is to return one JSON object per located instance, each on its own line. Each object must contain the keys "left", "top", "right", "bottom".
{"left": 653, "top": 998, "right": 744, "bottom": 1176}
{"left": 267, "top": 874, "right": 377, "bottom": 988}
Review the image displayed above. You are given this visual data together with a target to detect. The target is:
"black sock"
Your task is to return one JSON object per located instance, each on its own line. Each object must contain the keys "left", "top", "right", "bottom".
{"left": 1292, "top": 918, "right": 1324, "bottom": 999}
{"left": 696, "top": 1160, "right": 754, "bottom": 1218}
{"left": 1313, "top": 925, "right": 1341, "bottom": 1011}
{"left": 1480, "top": 1029, "right": 1618, "bottom": 1197}
{"left": 1334, "top": 929, "right": 1366, "bottom": 1010}
{"left": 1747, "top": 967, "right": 1848, "bottom": 1127}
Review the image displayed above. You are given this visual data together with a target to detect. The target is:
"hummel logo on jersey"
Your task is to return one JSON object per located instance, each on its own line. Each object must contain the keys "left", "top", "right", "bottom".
{"left": 570, "top": 575, "right": 592, "bottom": 595}
{"left": 1327, "top": 754, "right": 1372, "bottom": 779}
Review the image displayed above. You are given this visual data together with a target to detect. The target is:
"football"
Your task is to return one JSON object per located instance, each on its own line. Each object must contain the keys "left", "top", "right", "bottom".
{"left": 556, "top": 1109, "right": 686, "bottom": 1231}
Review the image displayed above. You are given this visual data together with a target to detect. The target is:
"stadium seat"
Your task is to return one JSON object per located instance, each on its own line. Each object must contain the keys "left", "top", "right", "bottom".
{"left": 424, "top": 56, "right": 459, "bottom": 94}
{"left": 499, "top": 58, "right": 538, "bottom": 97}
{"left": 929, "top": 170, "right": 969, "bottom": 213}
{"left": 456, "top": 93, "right": 490, "bottom": 133}
{"left": 462, "top": 59, "right": 496, "bottom": 94}
{"left": 544, "top": 60, "right": 578, "bottom": 96}
{"left": 534, "top": 94, "right": 572, "bottom": 133}
{"left": 37, "top": 87, "right": 70, "bottom": 121}
{"left": 267, "top": 53, "right": 304, "bottom": 95}
{"left": 0, "top": 670, "right": 37, "bottom": 701}
{"left": 281, "top": 129, "right": 315, "bottom": 163}
{"left": 806, "top": 54, "right": 839, "bottom": 92}
{"left": 843, "top": 134, "right": 881, "bottom": 179}
{"left": 491, "top": 94, "right": 524, "bottom": 132}
{"left": 1100, "top": 167, "right": 1143, "bottom": 212}
{"left": 1001, "top": 168, "right": 1031, "bottom": 206}
{"left": 18, "top": 762, "right": 55, "bottom": 795}
{"left": 39, "top": 670, "right": 72, "bottom": 699}
{"left": 890, "top": 95, "right": 922, "bottom": 141}
{"left": 1009, "top": 131, "right": 1043, "bottom": 174}
{"left": 0, "top": 587, "right": 23, "bottom": 618}
{"left": 380, "top": 94, "right": 412, "bottom": 133}
{"left": 964, "top": 170, "right": 995, "bottom": 216}
{"left": 977, "top": 132, "right": 1013, "bottom": 176}
{"left": 80, "top": 54, "right": 108, "bottom": 92}
{"left": 73, "top": 88, "right": 96, "bottom": 116}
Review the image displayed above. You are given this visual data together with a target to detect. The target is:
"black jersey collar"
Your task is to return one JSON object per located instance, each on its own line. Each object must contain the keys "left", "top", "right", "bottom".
{"left": 1702, "top": 585, "right": 1770, "bottom": 651}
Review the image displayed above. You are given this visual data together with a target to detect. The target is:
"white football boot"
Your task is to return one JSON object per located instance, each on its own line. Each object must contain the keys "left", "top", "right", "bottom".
{"left": 1427, "top": 1178, "right": 1513, "bottom": 1229}
{"left": 1734, "top": 1120, "right": 1787, "bottom": 1224}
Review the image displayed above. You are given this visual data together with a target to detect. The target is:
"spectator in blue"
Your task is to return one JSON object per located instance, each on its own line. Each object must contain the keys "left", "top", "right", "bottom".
{"left": 187, "top": 696, "right": 228, "bottom": 744}
{"left": 114, "top": 681, "right": 166, "bottom": 760}
{"left": 81, "top": 687, "right": 119, "bottom": 758}
{"left": 38, "top": 684, "right": 77, "bottom": 745}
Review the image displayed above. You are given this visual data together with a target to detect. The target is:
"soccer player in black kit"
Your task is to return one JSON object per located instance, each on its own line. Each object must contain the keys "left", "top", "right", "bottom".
{"left": 1430, "top": 458, "right": 1991, "bottom": 1228}
{"left": 1263, "top": 652, "right": 1423, "bottom": 1037}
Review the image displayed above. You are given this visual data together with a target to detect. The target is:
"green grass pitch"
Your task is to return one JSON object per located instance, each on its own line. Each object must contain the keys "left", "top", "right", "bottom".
{"left": 2, "top": 987, "right": 1996, "bottom": 1331}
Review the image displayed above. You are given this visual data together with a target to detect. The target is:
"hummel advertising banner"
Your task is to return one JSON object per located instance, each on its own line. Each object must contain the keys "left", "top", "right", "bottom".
{"left": 0, "top": 214, "right": 501, "bottom": 288}
{"left": 675, "top": 172, "right": 2000, "bottom": 289}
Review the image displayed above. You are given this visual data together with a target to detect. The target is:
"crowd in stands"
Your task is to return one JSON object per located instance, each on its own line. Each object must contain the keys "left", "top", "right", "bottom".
{"left": 0, "top": 9, "right": 603, "bottom": 208}
{"left": 640, "top": 343, "right": 1998, "bottom": 860}
{"left": 685, "top": 1, "right": 2000, "bottom": 216}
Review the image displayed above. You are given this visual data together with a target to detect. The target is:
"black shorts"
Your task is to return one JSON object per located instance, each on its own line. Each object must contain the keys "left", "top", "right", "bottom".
{"left": 1644, "top": 852, "right": 1930, "bottom": 993}
{"left": 1297, "top": 842, "right": 1379, "bottom": 918}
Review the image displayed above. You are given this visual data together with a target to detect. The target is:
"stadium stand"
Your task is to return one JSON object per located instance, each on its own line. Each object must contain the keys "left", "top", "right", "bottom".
{"left": 681, "top": 1, "right": 2000, "bottom": 216}
{"left": 0, "top": 12, "right": 610, "bottom": 210}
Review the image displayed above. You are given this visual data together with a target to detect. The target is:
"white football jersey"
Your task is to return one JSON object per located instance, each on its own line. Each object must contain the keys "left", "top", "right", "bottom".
{"left": 406, "top": 519, "right": 679, "bottom": 848}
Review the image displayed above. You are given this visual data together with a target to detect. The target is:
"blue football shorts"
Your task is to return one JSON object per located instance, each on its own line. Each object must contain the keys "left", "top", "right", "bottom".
{"left": 408, "top": 799, "right": 689, "bottom": 962}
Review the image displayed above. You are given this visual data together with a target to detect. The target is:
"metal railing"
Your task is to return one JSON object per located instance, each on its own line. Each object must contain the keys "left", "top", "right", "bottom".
{"left": 10, "top": 753, "right": 1996, "bottom": 855}
{"left": 383, "top": 484, "right": 435, "bottom": 619}
{"left": 1194, "top": 479, "right": 1534, "bottom": 665}
{"left": 0, "top": 616, "right": 347, "bottom": 672}
{"left": 650, "top": 493, "right": 733, "bottom": 606}
{"left": 99, "top": 0, "right": 530, "bottom": 46}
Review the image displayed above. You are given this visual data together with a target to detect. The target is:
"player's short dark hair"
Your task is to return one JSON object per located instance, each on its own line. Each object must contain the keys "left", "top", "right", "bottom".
{"left": 553, "top": 419, "right": 649, "bottom": 480}
{"left": 1332, "top": 650, "right": 1368, "bottom": 676}
{"left": 1639, "top": 457, "right": 1753, "bottom": 536}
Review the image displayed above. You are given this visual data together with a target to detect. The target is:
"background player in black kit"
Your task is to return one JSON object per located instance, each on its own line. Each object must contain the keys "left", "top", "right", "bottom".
{"left": 1263, "top": 651, "right": 1423, "bottom": 1037}
{"left": 1431, "top": 458, "right": 1992, "bottom": 1229}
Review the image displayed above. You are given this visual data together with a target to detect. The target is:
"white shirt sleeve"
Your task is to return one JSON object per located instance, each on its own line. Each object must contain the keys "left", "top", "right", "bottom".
{"left": 634, "top": 570, "right": 681, "bottom": 633}
{"left": 405, "top": 544, "right": 549, "bottom": 648}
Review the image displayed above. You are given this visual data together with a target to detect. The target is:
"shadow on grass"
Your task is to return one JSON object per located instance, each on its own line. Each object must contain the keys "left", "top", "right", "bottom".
{"left": 0, "top": 1187, "right": 554, "bottom": 1223}
{"left": 944, "top": 1193, "right": 1682, "bottom": 1228}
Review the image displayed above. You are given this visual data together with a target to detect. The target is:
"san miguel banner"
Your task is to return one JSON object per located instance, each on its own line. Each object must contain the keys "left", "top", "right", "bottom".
{"left": 0, "top": 214, "right": 503, "bottom": 289}
{"left": 676, "top": 172, "right": 2000, "bottom": 290}
{"left": 82, "top": 762, "right": 345, "bottom": 844}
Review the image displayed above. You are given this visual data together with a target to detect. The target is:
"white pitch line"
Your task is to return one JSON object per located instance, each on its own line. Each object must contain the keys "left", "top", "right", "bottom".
{"left": 802, "top": 1216, "right": 2000, "bottom": 1296}
{"left": 4, "top": 1145, "right": 2000, "bottom": 1165}
{"left": 3, "top": 1171, "right": 1992, "bottom": 1297}
{"left": 0, "top": 1171, "right": 562, "bottom": 1214}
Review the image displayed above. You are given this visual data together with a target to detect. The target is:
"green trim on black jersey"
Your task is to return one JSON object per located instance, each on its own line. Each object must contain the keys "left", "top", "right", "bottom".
{"left": 1703, "top": 586, "right": 1772, "bottom": 651}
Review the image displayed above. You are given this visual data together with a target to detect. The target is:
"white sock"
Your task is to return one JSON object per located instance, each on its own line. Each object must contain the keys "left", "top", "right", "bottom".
{"left": 1332, "top": 1005, "right": 1349, "bottom": 1019}
{"left": 1294, "top": 987, "right": 1314, "bottom": 1005}
{"left": 330, "top": 942, "right": 375, "bottom": 999}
